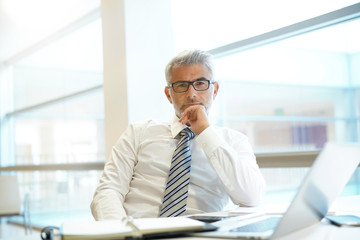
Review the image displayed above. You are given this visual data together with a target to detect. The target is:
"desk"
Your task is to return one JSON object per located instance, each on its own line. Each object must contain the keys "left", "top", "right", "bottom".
{"left": 54, "top": 195, "right": 360, "bottom": 240}
{"left": 184, "top": 195, "right": 360, "bottom": 240}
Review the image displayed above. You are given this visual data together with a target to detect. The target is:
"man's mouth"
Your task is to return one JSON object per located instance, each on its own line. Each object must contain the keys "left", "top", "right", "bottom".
{"left": 185, "top": 102, "right": 201, "bottom": 107}
{"left": 180, "top": 102, "right": 203, "bottom": 113}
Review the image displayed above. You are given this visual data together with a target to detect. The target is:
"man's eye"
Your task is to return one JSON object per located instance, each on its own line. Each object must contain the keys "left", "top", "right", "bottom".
{"left": 177, "top": 83, "right": 188, "bottom": 88}
{"left": 194, "top": 81, "right": 206, "bottom": 87}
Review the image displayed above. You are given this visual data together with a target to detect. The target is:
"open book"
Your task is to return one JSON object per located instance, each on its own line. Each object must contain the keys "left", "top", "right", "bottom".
{"left": 61, "top": 217, "right": 216, "bottom": 239}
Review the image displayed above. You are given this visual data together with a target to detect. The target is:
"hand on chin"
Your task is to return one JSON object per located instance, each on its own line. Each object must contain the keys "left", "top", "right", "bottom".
{"left": 179, "top": 105, "right": 209, "bottom": 135}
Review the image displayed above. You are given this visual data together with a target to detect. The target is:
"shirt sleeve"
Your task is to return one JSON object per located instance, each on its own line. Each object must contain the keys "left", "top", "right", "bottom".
{"left": 195, "top": 125, "right": 266, "bottom": 207}
{"left": 90, "top": 124, "right": 138, "bottom": 220}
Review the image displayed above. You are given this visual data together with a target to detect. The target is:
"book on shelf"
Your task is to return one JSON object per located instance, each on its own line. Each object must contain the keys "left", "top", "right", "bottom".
{"left": 61, "top": 216, "right": 216, "bottom": 239}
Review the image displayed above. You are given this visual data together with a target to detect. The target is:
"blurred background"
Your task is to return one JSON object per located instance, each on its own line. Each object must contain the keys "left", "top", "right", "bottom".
{"left": 0, "top": 0, "right": 359, "bottom": 231}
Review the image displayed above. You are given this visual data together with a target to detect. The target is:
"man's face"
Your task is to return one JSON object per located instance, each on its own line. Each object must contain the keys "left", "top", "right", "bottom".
{"left": 164, "top": 63, "right": 219, "bottom": 118}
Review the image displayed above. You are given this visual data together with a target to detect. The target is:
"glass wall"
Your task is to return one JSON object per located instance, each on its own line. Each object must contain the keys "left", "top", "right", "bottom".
{"left": 213, "top": 8, "right": 360, "bottom": 201}
{"left": 0, "top": 16, "right": 104, "bottom": 218}
{"left": 13, "top": 90, "right": 104, "bottom": 166}
{"left": 171, "top": 1, "right": 360, "bottom": 203}
{"left": 212, "top": 17, "right": 360, "bottom": 152}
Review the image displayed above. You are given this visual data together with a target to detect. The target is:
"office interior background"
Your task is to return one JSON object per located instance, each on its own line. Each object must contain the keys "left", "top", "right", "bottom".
{"left": 0, "top": 0, "right": 359, "bottom": 227}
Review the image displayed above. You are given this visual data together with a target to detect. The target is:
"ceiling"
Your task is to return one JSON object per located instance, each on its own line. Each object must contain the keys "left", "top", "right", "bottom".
{"left": 0, "top": 0, "right": 100, "bottom": 64}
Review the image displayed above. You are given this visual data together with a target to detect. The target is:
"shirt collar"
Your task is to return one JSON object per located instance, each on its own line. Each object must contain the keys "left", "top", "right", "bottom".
{"left": 170, "top": 114, "right": 189, "bottom": 138}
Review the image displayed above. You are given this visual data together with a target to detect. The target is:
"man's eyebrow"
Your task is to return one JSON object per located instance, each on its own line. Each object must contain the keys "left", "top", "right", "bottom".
{"left": 194, "top": 77, "right": 208, "bottom": 81}
{"left": 174, "top": 77, "right": 209, "bottom": 82}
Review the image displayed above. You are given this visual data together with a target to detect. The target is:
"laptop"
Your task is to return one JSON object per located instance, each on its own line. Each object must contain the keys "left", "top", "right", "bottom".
{"left": 193, "top": 142, "right": 360, "bottom": 239}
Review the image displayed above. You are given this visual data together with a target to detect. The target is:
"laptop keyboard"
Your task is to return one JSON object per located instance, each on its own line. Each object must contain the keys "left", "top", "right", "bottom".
{"left": 229, "top": 216, "right": 282, "bottom": 233}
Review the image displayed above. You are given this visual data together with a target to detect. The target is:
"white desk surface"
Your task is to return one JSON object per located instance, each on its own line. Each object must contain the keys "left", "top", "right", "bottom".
{"left": 181, "top": 195, "right": 360, "bottom": 240}
{"left": 284, "top": 195, "right": 360, "bottom": 239}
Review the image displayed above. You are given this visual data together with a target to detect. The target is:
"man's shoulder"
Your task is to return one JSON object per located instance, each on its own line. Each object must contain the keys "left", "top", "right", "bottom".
{"left": 129, "top": 118, "right": 172, "bottom": 134}
{"left": 130, "top": 118, "right": 171, "bottom": 128}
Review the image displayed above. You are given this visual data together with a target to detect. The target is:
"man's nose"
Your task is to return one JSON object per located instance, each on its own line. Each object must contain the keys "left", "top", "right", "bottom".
{"left": 186, "top": 84, "right": 197, "bottom": 97}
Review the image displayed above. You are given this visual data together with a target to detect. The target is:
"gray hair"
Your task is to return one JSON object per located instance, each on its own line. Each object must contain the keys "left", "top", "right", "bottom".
{"left": 165, "top": 50, "right": 214, "bottom": 85}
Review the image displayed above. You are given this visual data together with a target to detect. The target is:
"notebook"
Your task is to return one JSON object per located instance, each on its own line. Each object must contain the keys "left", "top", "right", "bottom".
{"left": 61, "top": 216, "right": 216, "bottom": 239}
{"left": 193, "top": 142, "right": 360, "bottom": 239}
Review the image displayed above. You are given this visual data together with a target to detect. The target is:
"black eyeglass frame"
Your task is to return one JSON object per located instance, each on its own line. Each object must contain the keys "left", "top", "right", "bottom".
{"left": 168, "top": 79, "right": 214, "bottom": 93}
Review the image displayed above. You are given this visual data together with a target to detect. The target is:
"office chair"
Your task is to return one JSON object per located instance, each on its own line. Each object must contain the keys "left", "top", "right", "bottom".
{"left": 0, "top": 175, "right": 32, "bottom": 234}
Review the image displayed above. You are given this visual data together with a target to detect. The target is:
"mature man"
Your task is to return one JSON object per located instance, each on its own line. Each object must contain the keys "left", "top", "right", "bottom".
{"left": 91, "top": 50, "right": 266, "bottom": 220}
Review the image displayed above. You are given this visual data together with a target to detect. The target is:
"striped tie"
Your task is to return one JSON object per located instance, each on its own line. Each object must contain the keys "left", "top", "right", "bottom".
{"left": 159, "top": 128, "right": 195, "bottom": 217}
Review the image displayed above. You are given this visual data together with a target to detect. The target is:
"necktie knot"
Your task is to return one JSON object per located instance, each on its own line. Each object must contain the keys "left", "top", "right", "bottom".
{"left": 179, "top": 128, "right": 195, "bottom": 140}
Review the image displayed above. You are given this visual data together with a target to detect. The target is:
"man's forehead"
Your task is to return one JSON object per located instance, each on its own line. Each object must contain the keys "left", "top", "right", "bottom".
{"left": 171, "top": 63, "right": 211, "bottom": 81}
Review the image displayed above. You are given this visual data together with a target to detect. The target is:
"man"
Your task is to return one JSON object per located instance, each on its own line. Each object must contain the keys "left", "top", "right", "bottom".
{"left": 90, "top": 50, "right": 266, "bottom": 220}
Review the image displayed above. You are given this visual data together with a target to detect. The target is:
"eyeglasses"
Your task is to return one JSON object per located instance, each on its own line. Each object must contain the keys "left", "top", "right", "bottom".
{"left": 169, "top": 79, "right": 214, "bottom": 93}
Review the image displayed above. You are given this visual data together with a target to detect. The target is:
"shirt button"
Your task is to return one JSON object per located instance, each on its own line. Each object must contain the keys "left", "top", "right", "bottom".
{"left": 202, "top": 143, "right": 207, "bottom": 148}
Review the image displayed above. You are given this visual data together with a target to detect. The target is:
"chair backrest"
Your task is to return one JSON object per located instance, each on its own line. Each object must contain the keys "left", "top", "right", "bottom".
{"left": 0, "top": 175, "right": 21, "bottom": 215}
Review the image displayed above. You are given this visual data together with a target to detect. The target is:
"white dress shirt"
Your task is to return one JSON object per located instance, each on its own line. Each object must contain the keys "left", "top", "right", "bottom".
{"left": 91, "top": 116, "right": 266, "bottom": 220}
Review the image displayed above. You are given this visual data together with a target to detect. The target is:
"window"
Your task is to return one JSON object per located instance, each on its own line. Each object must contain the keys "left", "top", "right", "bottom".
{"left": 171, "top": 1, "right": 360, "bottom": 202}
{"left": 172, "top": 1, "right": 360, "bottom": 153}
{"left": 13, "top": 90, "right": 104, "bottom": 166}
{"left": 211, "top": 8, "right": 360, "bottom": 152}
{"left": 0, "top": 16, "right": 104, "bottom": 216}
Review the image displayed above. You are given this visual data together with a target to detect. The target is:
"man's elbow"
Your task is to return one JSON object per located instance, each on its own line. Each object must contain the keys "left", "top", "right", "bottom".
{"left": 241, "top": 183, "right": 267, "bottom": 207}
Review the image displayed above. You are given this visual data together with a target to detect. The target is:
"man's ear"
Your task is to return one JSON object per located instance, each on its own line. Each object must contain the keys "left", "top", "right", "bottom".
{"left": 164, "top": 86, "right": 173, "bottom": 104}
{"left": 213, "top": 81, "right": 219, "bottom": 99}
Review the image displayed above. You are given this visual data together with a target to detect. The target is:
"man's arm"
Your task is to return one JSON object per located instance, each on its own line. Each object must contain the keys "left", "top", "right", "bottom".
{"left": 90, "top": 125, "right": 138, "bottom": 220}
{"left": 197, "top": 126, "right": 266, "bottom": 206}
{"left": 180, "top": 105, "right": 266, "bottom": 206}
